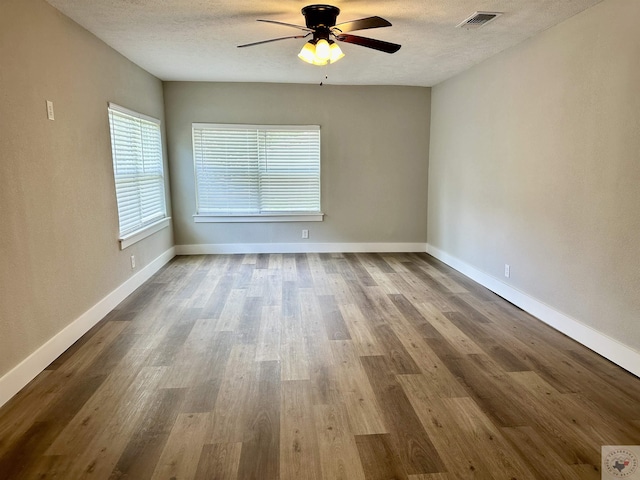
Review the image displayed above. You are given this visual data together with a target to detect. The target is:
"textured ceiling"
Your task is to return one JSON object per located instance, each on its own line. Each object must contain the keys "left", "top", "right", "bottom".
{"left": 45, "top": 0, "right": 602, "bottom": 86}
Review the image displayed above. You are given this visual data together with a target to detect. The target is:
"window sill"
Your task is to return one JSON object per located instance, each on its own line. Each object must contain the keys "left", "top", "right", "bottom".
{"left": 194, "top": 213, "right": 324, "bottom": 223}
{"left": 119, "top": 217, "right": 171, "bottom": 250}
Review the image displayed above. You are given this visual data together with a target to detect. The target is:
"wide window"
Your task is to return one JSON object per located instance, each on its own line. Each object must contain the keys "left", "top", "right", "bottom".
{"left": 108, "top": 103, "right": 169, "bottom": 248}
{"left": 192, "top": 124, "right": 323, "bottom": 222}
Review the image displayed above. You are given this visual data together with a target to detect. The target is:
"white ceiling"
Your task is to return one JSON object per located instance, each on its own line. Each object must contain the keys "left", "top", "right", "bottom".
{"left": 45, "top": 0, "right": 602, "bottom": 87}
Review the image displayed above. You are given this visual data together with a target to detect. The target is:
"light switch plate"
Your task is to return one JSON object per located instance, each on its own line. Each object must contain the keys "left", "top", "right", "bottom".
{"left": 46, "top": 100, "right": 55, "bottom": 120}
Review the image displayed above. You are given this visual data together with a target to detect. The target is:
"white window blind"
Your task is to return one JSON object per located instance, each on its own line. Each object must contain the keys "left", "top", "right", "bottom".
{"left": 192, "top": 124, "right": 321, "bottom": 216}
{"left": 108, "top": 103, "right": 167, "bottom": 238}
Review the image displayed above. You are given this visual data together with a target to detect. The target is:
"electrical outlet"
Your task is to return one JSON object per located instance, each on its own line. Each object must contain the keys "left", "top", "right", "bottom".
{"left": 504, "top": 264, "right": 510, "bottom": 278}
{"left": 302, "top": 229, "right": 309, "bottom": 239}
{"left": 130, "top": 255, "right": 136, "bottom": 269}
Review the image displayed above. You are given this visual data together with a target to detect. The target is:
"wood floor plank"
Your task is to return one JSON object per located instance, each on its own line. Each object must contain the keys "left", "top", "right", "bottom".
{"left": 0, "top": 322, "right": 128, "bottom": 455}
{"left": 216, "top": 288, "right": 247, "bottom": 332}
{"left": 48, "top": 320, "right": 130, "bottom": 376}
{"left": 209, "top": 344, "right": 259, "bottom": 443}
{"left": 506, "top": 371, "right": 608, "bottom": 464}
{"left": 442, "top": 396, "right": 537, "bottom": 479}
{"left": 48, "top": 367, "right": 167, "bottom": 479}
{"left": 329, "top": 341, "right": 387, "bottom": 435}
{"left": 373, "top": 324, "right": 422, "bottom": 375}
{"left": 318, "top": 294, "right": 352, "bottom": 341}
{"left": 385, "top": 310, "right": 467, "bottom": 400}
{"left": 295, "top": 253, "right": 314, "bottom": 288}
{"left": 281, "top": 312, "right": 311, "bottom": 381}
{"left": 414, "top": 253, "right": 499, "bottom": 302}
{"left": 314, "top": 404, "right": 367, "bottom": 480}
{"left": 0, "top": 372, "right": 108, "bottom": 479}
{"left": 298, "top": 291, "right": 334, "bottom": 406}
{"left": 280, "top": 380, "right": 322, "bottom": 480}
{"left": 338, "top": 303, "right": 385, "bottom": 356}
{"left": 355, "top": 433, "right": 408, "bottom": 480}
{"left": 200, "top": 273, "right": 235, "bottom": 319}
{"left": 194, "top": 442, "right": 242, "bottom": 480}
{"left": 389, "top": 293, "right": 443, "bottom": 339}
{"left": 233, "top": 263, "right": 255, "bottom": 290}
{"left": 367, "top": 269, "right": 404, "bottom": 294}
{"left": 159, "top": 327, "right": 234, "bottom": 394}
{"left": 282, "top": 254, "right": 297, "bottom": 282}
{"left": 414, "top": 302, "right": 484, "bottom": 355}
{"left": 256, "top": 305, "right": 283, "bottom": 362}
{"left": 186, "top": 264, "right": 222, "bottom": 309}
{"left": 236, "top": 295, "right": 263, "bottom": 345}
{"left": 357, "top": 285, "right": 406, "bottom": 329}
{"left": 400, "top": 261, "right": 451, "bottom": 296}
{"left": 361, "top": 355, "right": 446, "bottom": 475}
{"left": 299, "top": 288, "right": 327, "bottom": 339}
{"left": 0, "top": 371, "right": 56, "bottom": 456}
{"left": 398, "top": 390, "right": 489, "bottom": 479}
{"left": 45, "top": 366, "right": 163, "bottom": 456}
{"left": 445, "top": 294, "right": 493, "bottom": 324}
{"left": 356, "top": 252, "right": 396, "bottom": 274}
{"left": 268, "top": 253, "right": 283, "bottom": 270}
{"left": 146, "top": 308, "right": 198, "bottom": 367}
{"left": 325, "top": 272, "right": 355, "bottom": 306}
{"left": 150, "top": 412, "right": 213, "bottom": 480}
{"left": 236, "top": 361, "right": 281, "bottom": 480}
{"left": 408, "top": 474, "right": 458, "bottom": 480}
{"left": 109, "top": 387, "right": 185, "bottom": 479}
{"left": 343, "top": 253, "right": 378, "bottom": 287}
{"left": 1, "top": 253, "right": 639, "bottom": 479}
{"left": 565, "top": 347, "right": 640, "bottom": 400}
{"left": 306, "top": 253, "right": 335, "bottom": 296}
{"left": 246, "top": 267, "right": 268, "bottom": 299}
{"left": 569, "top": 464, "right": 601, "bottom": 479}
{"left": 256, "top": 253, "right": 270, "bottom": 269}
{"left": 408, "top": 260, "right": 469, "bottom": 295}
{"left": 501, "top": 426, "right": 586, "bottom": 480}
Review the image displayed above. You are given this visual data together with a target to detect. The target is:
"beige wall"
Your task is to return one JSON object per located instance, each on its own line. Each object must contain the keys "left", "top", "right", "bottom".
{"left": 428, "top": 0, "right": 640, "bottom": 350}
{"left": 164, "top": 82, "right": 430, "bottom": 246}
{"left": 0, "top": 0, "right": 172, "bottom": 377}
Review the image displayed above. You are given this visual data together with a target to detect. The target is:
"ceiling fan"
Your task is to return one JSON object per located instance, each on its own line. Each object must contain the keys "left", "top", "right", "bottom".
{"left": 237, "top": 4, "right": 401, "bottom": 66}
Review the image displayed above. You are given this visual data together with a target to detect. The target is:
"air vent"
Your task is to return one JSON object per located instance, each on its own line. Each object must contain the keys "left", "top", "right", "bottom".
{"left": 456, "top": 11, "right": 502, "bottom": 29}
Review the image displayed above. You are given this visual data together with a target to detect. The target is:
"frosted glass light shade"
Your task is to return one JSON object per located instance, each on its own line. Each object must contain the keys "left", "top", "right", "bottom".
{"left": 298, "top": 42, "right": 316, "bottom": 64}
{"left": 315, "top": 39, "right": 330, "bottom": 61}
{"left": 329, "top": 42, "right": 344, "bottom": 63}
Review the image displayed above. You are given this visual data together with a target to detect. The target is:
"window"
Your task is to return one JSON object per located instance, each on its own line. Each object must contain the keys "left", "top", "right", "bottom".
{"left": 192, "top": 124, "right": 323, "bottom": 222}
{"left": 108, "top": 103, "right": 169, "bottom": 248}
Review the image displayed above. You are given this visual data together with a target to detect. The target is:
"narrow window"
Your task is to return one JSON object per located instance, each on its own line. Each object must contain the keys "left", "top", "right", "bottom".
{"left": 108, "top": 103, "right": 169, "bottom": 248}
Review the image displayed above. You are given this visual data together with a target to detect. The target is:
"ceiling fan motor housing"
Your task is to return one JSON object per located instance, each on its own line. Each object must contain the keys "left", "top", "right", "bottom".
{"left": 302, "top": 5, "right": 340, "bottom": 29}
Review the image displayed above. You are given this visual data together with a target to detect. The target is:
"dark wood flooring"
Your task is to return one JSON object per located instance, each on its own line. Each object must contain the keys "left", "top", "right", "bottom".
{"left": 0, "top": 253, "right": 639, "bottom": 479}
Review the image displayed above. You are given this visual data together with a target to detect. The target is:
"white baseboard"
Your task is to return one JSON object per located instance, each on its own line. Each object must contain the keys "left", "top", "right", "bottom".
{"left": 176, "top": 242, "right": 428, "bottom": 255}
{"left": 426, "top": 244, "right": 640, "bottom": 378}
{"left": 0, "top": 247, "right": 176, "bottom": 408}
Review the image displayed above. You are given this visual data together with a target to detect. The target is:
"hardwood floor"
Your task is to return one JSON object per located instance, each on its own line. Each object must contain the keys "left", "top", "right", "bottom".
{"left": 1, "top": 252, "right": 639, "bottom": 479}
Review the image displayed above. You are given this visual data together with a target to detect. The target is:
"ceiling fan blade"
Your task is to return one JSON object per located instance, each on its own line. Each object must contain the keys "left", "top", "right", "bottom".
{"left": 335, "top": 33, "right": 401, "bottom": 54}
{"left": 238, "top": 34, "right": 308, "bottom": 48}
{"left": 333, "top": 16, "right": 391, "bottom": 33}
{"left": 257, "top": 19, "right": 313, "bottom": 32}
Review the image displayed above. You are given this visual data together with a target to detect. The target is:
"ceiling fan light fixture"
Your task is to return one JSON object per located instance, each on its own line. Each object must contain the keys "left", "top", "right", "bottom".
{"left": 297, "top": 39, "right": 341, "bottom": 65}
{"left": 329, "top": 42, "right": 344, "bottom": 63}
{"left": 240, "top": 5, "right": 401, "bottom": 65}
{"left": 298, "top": 41, "right": 317, "bottom": 64}
{"left": 314, "top": 38, "right": 331, "bottom": 61}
